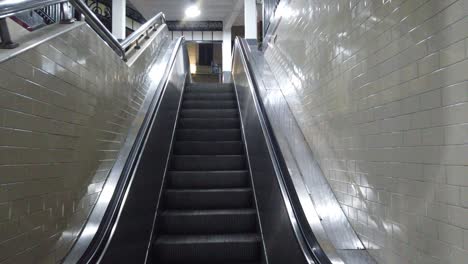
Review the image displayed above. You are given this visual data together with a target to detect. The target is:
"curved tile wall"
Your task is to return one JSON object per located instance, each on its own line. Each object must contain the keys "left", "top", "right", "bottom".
{"left": 264, "top": 0, "right": 468, "bottom": 263}
{"left": 0, "top": 24, "right": 168, "bottom": 263}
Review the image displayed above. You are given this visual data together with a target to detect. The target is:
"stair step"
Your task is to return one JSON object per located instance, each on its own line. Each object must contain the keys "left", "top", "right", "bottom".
{"left": 176, "top": 129, "right": 241, "bottom": 141}
{"left": 186, "top": 84, "right": 233, "bottom": 93}
{"left": 167, "top": 170, "right": 249, "bottom": 188}
{"left": 171, "top": 155, "right": 246, "bottom": 170}
{"left": 174, "top": 141, "right": 243, "bottom": 155}
{"left": 178, "top": 118, "right": 240, "bottom": 129}
{"left": 160, "top": 209, "right": 256, "bottom": 235}
{"left": 184, "top": 92, "right": 235, "bottom": 100}
{"left": 164, "top": 188, "right": 252, "bottom": 209}
{"left": 180, "top": 109, "right": 238, "bottom": 118}
{"left": 183, "top": 100, "right": 237, "bottom": 109}
{"left": 154, "top": 234, "right": 260, "bottom": 263}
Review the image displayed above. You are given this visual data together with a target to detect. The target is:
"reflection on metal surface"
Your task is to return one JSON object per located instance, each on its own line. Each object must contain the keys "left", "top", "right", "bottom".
{"left": 63, "top": 35, "right": 182, "bottom": 264}
{"left": 0, "top": 0, "right": 67, "bottom": 18}
{"left": 232, "top": 37, "right": 312, "bottom": 264}
{"left": 120, "top": 12, "right": 165, "bottom": 50}
{"left": 99, "top": 37, "right": 190, "bottom": 263}
{"left": 234, "top": 38, "right": 375, "bottom": 264}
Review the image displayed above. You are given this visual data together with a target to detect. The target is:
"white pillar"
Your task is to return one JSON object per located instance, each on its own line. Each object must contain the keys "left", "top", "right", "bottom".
{"left": 222, "top": 28, "right": 232, "bottom": 72}
{"left": 112, "top": 0, "right": 126, "bottom": 39}
{"left": 244, "top": 0, "right": 257, "bottom": 40}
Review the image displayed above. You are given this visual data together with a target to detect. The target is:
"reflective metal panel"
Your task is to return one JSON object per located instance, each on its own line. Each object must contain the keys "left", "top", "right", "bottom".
{"left": 0, "top": 0, "right": 67, "bottom": 18}
{"left": 234, "top": 38, "right": 376, "bottom": 264}
{"left": 62, "top": 36, "right": 178, "bottom": 264}
{"left": 98, "top": 38, "right": 189, "bottom": 263}
{"left": 233, "top": 39, "right": 311, "bottom": 264}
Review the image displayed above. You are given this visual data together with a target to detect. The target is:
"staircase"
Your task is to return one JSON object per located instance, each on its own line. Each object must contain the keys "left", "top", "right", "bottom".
{"left": 152, "top": 83, "right": 262, "bottom": 263}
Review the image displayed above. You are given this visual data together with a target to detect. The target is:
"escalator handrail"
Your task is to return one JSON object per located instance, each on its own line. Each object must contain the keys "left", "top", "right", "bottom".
{"left": 63, "top": 36, "right": 187, "bottom": 264}
{"left": 234, "top": 37, "right": 332, "bottom": 264}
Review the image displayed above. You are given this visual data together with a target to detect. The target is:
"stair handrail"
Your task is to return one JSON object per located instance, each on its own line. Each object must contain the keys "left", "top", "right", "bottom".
{"left": 68, "top": 0, "right": 126, "bottom": 58}
{"left": 0, "top": 0, "right": 67, "bottom": 18}
{"left": 120, "top": 12, "right": 165, "bottom": 50}
{"left": 0, "top": 0, "right": 166, "bottom": 61}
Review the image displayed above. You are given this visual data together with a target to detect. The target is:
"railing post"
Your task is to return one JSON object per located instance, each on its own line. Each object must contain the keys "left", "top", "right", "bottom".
{"left": 0, "top": 18, "right": 19, "bottom": 49}
{"left": 60, "top": 2, "right": 75, "bottom": 24}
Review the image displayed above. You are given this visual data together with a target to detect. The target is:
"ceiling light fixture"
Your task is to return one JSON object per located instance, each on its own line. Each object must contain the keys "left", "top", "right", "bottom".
{"left": 185, "top": 4, "right": 200, "bottom": 18}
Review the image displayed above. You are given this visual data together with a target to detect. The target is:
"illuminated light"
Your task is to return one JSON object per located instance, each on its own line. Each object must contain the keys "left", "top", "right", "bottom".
{"left": 185, "top": 5, "right": 201, "bottom": 18}
{"left": 190, "top": 64, "right": 197, "bottom": 74}
{"left": 277, "top": 6, "right": 298, "bottom": 19}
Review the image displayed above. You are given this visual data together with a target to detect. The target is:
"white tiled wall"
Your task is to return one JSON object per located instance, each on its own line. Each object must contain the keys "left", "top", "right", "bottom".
{"left": 265, "top": 0, "right": 468, "bottom": 263}
{"left": 0, "top": 24, "right": 167, "bottom": 263}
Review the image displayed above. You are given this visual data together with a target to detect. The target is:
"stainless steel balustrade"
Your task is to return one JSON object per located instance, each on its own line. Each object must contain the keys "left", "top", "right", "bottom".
{"left": 0, "top": 0, "right": 68, "bottom": 18}
{"left": 0, "top": 0, "right": 165, "bottom": 60}
{"left": 63, "top": 36, "right": 189, "bottom": 264}
{"left": 120, "top": 12, "right": 165, "bottom": 50}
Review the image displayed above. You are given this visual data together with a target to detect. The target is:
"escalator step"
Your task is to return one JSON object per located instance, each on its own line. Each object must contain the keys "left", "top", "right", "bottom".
{"left": 152, "top": 83, "right": 261, "bottom": 263}
{"left": 178, "top": 118, "right": 240, "bottom": 129}
{"left": 183, "top": 100, "right": 237, "bottom": 109}
{"left": 167, "top": 170, "right": 249, "bottom": 188}
{"left": 174, "top": 141, "right": 243, "bottom": 155}
{"left": 176, "top": 129, "right": 241, "bottom": 141}
{"left": 171, "top": 155, "right": 246, "bottom": 170}
{"left": 180, "top": 109, "right": 239, "bottom": 118}
{"left": 164, "top": 188, "right": 252, "bottom": 209}
{"left": 160, "top": 209, "right": 256, "bottom": 235}
{"left": 184, "top": 92, "right": 235, "bottom": 100}
{"left": 186, "top": 84, "right": 233, "bottom": 93}
{"left": 154, "top": 234, "right": 260, "bottom": 263}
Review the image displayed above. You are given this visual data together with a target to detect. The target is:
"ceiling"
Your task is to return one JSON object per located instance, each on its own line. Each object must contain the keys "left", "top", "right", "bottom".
{"left": 129, "top": 0, "right": 247, "bottom": 26}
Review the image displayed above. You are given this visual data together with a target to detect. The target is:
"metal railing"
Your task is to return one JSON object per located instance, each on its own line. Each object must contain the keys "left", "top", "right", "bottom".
{"left": 121, "top": 12, "right": 164, "bottom": 50}
{"left": 0, "top": 0, "right": 68, "bottom": 18}
{"left": 0, "top": 0, "right": 166, "bottom": 60}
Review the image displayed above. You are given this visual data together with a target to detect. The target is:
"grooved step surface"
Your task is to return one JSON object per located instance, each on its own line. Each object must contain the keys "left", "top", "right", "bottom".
{"left": 178, "top": 118, "right": 240, "bottom": 129}
{"left": 164, "top": 188, "right": 253, "bottom": 210}
{"left": 167, "top": 171, "right": 249, "bottom": 188}
{"left": 154, "top": 234, "right": 260, "bottom": 262}
{"left": 186, "top": 85, "right": 234, "bottom": 93}
{"left": 184, "top": 92, "right": 236, "bottom": 100}
{"left": 160, "top": 209, "right": 256, "bottom": 235}
{"left": 180, "top": 109, "right": 239, "bottom": 118}
{"left": 152, "top": 83, "right": 261, "bottom": 263}
{"left": 174, "top": 141, "right": 243, "bottom": 155}
{"left": 183, "top": 100, "right": 237, "bottom": 109}
{"left": 171, "top": 155, "right": 246, "bottom": 171}
{"left": 176, "top": 129, "right": 241, "bottom": 141}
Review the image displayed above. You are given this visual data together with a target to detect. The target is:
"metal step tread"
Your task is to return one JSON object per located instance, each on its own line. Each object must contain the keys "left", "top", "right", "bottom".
{"left": 161, "top": 209, "right": 256, "bottom": 216}
{"left": 155, "top": 233, "right": 260, "bottom": 244}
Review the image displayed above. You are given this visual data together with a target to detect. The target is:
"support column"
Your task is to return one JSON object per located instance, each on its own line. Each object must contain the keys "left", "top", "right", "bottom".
{"left": 244, "top": 0, "right": 257, "bottom": 40}
{"left": 112, "top": 0, "right": 126, "bottom": 39}
{"left": 222, "top": 28, "right": 232, "bottom": 73}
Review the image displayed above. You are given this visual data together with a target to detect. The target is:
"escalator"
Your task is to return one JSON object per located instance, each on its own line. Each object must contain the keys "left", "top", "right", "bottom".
{"left": 152, "top": 83, "right": 262, "bottom": 263}
{"left": 66, "top": 37, "right": 330, "bottom": 264}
